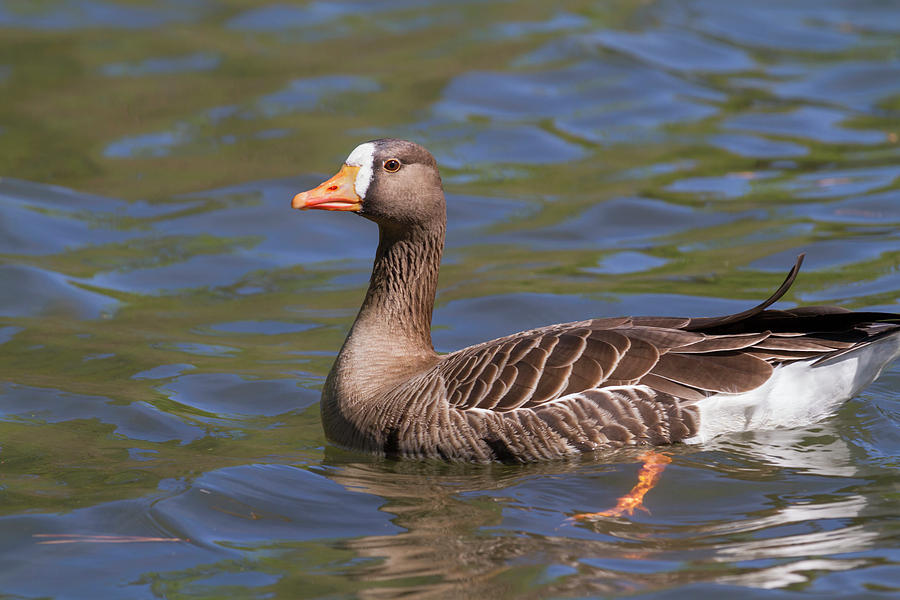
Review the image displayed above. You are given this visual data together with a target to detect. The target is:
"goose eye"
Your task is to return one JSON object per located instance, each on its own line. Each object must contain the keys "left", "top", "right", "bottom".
{"left": 383, "top": 159, "right": 401, "bottom": 173}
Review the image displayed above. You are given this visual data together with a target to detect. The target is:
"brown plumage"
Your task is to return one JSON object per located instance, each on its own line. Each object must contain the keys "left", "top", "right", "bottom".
{"left": 292, "top": 138, "right": 900, "bottom": 463}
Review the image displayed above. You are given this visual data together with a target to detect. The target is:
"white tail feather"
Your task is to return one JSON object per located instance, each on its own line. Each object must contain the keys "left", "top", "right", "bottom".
{"left": 686, "top": 332, "right": 900, "bottom": 444}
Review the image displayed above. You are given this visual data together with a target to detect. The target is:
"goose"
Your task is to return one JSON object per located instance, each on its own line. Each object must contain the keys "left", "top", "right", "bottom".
{"left": 292, "top": 138, "right": 900, "bottom": 469}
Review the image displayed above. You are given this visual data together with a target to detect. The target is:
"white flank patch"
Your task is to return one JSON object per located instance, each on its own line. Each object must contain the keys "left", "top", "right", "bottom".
{"left": 685, "top": 333, "right": 900, "bottom": 444}
{"left": 345, "top": 142, "right": 376, "bottom": 199}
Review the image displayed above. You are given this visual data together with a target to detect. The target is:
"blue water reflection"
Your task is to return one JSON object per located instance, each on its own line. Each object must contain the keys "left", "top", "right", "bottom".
{"left": 1, "top": 0, "right": 900, "bottom": 597}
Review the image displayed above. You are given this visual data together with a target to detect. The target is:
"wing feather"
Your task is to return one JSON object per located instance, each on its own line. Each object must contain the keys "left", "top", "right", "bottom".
{"left": 674, "top": 332, "right": 771, "bottom": 353}
{"left": 606, "top": 337, "right": 660, "bottom": 382}
{"left": 525, "top": 364, "right": 572, "bottom": 407}
{"left": 545, "top": 333, "right": 588, "bottom": 367}
{"left": 639, "top": 372, "right": 709, "bottom": 402}
{"left": 652, "top": 352, "right": 773, "bottom": 393}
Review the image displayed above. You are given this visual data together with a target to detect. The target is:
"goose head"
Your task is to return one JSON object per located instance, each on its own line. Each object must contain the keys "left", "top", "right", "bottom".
{"left": 292, "top": 138, "right": 445, "bottom": 230}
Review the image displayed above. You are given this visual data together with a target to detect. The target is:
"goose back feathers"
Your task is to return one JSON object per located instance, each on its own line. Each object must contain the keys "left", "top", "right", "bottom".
{"left": 293, "top": 139, "right": 900, "bottom": 463}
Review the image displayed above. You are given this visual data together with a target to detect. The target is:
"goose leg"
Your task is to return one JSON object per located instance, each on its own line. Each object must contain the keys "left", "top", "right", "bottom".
{"left": 572, "top": 451, "right": 671, "bottom": 520}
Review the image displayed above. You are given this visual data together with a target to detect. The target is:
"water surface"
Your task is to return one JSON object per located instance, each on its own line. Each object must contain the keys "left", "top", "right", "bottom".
{"left": 1, "top": 0, "right": 899, "bottom": 597}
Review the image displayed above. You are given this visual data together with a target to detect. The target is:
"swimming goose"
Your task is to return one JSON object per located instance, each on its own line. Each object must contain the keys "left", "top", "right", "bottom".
{"left": 292, "top": 138, "right": 900, "bottom": 464}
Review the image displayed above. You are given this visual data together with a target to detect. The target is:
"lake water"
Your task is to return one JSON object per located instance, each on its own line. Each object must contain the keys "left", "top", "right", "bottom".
{"left": 1, "top": 0, "right": 899, "bottom": 597}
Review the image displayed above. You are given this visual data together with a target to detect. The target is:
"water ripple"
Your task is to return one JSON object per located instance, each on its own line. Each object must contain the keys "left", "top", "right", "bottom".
{"left": 1, "top": 0, "right": 899, "bottom": 597}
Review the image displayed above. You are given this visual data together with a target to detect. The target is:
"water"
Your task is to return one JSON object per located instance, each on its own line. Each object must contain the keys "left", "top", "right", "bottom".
{"left": 1, "top": 0, "right": 899, "bottom": 597}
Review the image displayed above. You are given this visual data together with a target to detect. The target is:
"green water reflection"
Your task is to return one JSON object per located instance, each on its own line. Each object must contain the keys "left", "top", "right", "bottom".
{"left": 1, "top": 0, "right": 899, "bottom": 597}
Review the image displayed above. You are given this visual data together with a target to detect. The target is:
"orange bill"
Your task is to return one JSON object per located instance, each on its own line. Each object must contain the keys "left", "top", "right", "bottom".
{"left": 571, "top": 452, "right": 672, "bottom": 520}
{"left": 292, "top": 164, "right": 362, "bottom": 211}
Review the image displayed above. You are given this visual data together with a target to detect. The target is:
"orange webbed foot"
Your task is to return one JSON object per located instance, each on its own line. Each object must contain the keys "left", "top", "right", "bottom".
{"left": 570, "top": 451, "right": 671, "bottom": 521}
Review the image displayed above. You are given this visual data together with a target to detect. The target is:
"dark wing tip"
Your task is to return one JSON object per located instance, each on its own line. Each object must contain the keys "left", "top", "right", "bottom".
{"left": 686, "top": 254, "right": 805, "bottom": 332}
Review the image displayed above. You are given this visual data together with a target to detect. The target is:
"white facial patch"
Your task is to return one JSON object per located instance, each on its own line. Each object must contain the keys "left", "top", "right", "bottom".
{"left": 344, "top": 142, "right": 376, "bottom": 200}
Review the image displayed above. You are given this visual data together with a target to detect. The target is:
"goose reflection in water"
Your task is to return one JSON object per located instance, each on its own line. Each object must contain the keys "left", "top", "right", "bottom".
{"left": 319, "top": 420, "right": 882, "bottom": 597}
